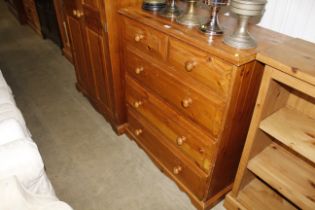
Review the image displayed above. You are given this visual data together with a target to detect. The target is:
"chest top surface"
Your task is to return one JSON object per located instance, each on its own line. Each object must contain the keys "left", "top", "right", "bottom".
{"left": 119, "top": 6, "right": 291, "bottom": 66}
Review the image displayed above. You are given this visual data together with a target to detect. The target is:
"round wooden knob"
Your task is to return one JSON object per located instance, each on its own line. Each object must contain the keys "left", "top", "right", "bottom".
{"left": 199, "top": 148, "right": 205, "bottom": 154}
{"left": 135, "top": 34, "right": 144, "bottom": 42}
{"left": 173, "top": 166, "right": 182, "bottom": 175}
{"left": 133, "top": 101, "right": 143, "bottom": 108}
{"left": 176, "top": 136, "right": 186, "bottom": 146}
{"left": 185, "top": 61, "right": 197, "bottom": 72}
{"left": 135, "top": 67, "right": 144, "bottom": 74}
{"left": 181, "top": 98, "right": 192, "bottom": 108}
{"left": 135, "top": 129, "right": 143, "bottom": 136}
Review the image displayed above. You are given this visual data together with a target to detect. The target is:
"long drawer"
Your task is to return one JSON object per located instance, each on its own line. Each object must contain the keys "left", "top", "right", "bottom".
{"left": 127, "top": 108, "right": 208, "bottom": 200}
{"left": 126, "top": 75, "right": 217, "bottom": 173}
{"left": 125, "top": 47, "right": 226, "bottom": 138}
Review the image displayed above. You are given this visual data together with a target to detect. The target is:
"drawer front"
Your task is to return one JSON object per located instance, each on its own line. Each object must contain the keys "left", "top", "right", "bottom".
{"left": 125, "top": 49, "right": 226, "bottom": 138}
{"left": 126, "top": 76, "right": 217, "bottom": 173}
{"left": 123, "top": 18, "right": 168, "bottom": 60}
{"left": 168, "top": 38, "right": 234, "bottom": 99}
{"left": 127, "top": 109, "right": 207, "bottom": 200}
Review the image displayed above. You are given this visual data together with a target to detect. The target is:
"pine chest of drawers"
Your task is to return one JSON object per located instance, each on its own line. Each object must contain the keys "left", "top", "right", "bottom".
{"left": 119, "top": 7, "right": 290, "bottom": 210}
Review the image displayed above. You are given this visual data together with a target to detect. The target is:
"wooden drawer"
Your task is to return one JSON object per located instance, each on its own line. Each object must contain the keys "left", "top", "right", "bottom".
{"left": 168, "top": 38, "right": 234, "bottom": 99}
{"left": 127, "top": 109, "right": 208, "bottom": 200}
{"left": 123, "top": 17, "right": 168, "bottom": 60}
{"left": 126, "top": 76, "right": 217, "bottom": 173}
{"left": 125, "top": 48, "right": 226, "bottom": 138}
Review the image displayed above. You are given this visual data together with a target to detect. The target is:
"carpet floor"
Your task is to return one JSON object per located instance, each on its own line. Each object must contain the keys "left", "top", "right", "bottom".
{"left": 0, "top": 2, "right": 224, "bottom": 210}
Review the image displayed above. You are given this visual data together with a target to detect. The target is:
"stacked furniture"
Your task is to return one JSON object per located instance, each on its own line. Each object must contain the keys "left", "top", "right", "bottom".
{"left": 119, "top": 6, "right": 291, "bottom": 210}
{"left": 224, "top": 38, "right": 315, "bottom": 209}
{"left": 0, "top": 70, "right": 72, "bottom": 210}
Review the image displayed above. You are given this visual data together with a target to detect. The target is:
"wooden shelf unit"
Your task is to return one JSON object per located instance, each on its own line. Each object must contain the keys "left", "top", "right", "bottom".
{"left": 224, "top": 38, "right": 315, "bottom": 210}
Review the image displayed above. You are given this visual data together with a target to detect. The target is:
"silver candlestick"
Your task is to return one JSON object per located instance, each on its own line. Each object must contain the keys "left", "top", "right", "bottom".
{"left": 159, "top": 0, "right": 181, "bottom": 19}
{"left": 200, "top": 0, "right": 229, "bottom": 36}
{"left": 224, "top": 0, "right": 267, "bottom": 49}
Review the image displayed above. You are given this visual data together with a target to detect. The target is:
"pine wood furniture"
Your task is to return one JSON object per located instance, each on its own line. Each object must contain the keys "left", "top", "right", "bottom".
{"left": 119, "top": 5, "right": 291, "bottom": 210}
{"left": 22, "top": 0, "right": 41, "bottom": 35}
{"left": 5, "top": 0, "right": 27, "bottom": 25}
{"left": 63, "top": 0, "right": 141, "bottom": 134}
{"left": 224, "top": 38, "right": 315, "bottom": 210}
{"left": 53, "top": 0, "right": 73, "bottom": 63}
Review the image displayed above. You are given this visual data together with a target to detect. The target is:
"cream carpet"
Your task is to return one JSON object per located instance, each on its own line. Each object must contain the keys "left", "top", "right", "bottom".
{"left": 0, "top": 2, "right": 225, "bottom": 210}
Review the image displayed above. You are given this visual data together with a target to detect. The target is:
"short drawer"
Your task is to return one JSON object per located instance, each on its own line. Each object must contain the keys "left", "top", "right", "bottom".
{"left": 127, "top": 109, "right": 208, "bottom": 200}
{"left": 125, "top": 49, "right": 226, "bottom": 138}
{"left": 168, "top": 38, "right": 234, "bottom": 98}
{"left": 126, "top": 76, "right": 217, "bottom": 173}
{"left": 123, "top": 17, "right": 168, "bottom": 60}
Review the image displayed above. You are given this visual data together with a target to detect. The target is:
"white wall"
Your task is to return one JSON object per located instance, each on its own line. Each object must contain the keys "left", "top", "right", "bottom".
{"left": 258, "top": 0, "right": 315, "bottom": 43}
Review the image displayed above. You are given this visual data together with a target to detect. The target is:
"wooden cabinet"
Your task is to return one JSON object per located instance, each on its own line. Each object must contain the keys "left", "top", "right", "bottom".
{"left": 22, "top": 0, "right": 41, "bottom": 35}
{"left": 119, "top": 6, "right": 291, "bottom": 210}
{"left": 5, "top": 0, "right": 27, "bottom": 24}
{"left": 63, "top": 0, "right": 141, "bottom": 133}
{"left": 224, "top": 38, "right": 315, "bottom": 210}
{"left": 53, "top": 0, "right": 73, "bottom": 63}
{"left": 64, "top": 0, "right": 90, "bottom": 95}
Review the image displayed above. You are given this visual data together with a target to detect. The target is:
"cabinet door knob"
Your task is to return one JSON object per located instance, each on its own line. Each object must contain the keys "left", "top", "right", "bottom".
{"left": 134, "top": 129, "right": 143, "bottom": 136}
{"left": 176, "top": 136, "right": 186, "bottom": 146}
{"left": 133, "top": 101, "right": 143, "bottom": 108}
{"left": 135, "top": 67, "right": 144, "bottom": 74}
{"left": 135, "top": 34, "right": 144, "bottom": 42}
{"left": 181, "top": 98, "right": 192, "bottom": 108}
{"left": 173, "top": 166, "right": 182, "bottom": 175}
{"left": 185, "top": 61, "right": 197, "bottom": 72}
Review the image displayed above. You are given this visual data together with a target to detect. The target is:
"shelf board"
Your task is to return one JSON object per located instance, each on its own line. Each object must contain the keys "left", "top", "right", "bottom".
{"left": 248, "top": 143, "right": 315, "bottom": 209}
{"left": 259, "top": 107, "right": 315, "bottom": 163}
{"left": 238, "top": 178, "right": 296, "bottom": 210}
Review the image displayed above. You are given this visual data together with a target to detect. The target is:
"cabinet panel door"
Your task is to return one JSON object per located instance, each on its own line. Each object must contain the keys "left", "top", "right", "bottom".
{"left": 82, "top": 2, "right": 113, "bottom": 115}
{"left": 63, "top": 1, "right": 90, "bottom": 94}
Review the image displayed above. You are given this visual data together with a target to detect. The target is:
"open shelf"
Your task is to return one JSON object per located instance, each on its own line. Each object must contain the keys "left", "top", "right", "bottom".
{"left": 259, "top": 107, "right": 315, "bottom": 163}
{"left": 237, "top": 178, "right": 296, "bottom": 210}
{"left": 248, "top": 143, "right": 315, "bottom": 210}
